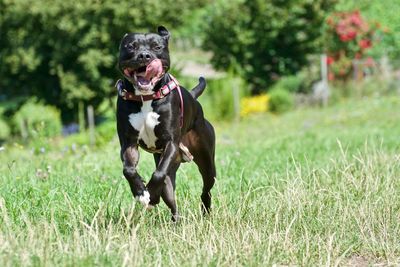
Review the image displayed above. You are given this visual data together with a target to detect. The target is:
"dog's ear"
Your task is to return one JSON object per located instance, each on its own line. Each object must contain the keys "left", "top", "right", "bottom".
{"left": 157, "top": 26, "right": 170, "bottom": 41}
{"left": 119, "top": 33, "right": 128, "bottom": 50}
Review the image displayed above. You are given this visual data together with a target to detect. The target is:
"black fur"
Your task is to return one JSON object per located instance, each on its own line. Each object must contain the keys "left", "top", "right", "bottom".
{"left": 116, "top": 26, "right": 216, "bottom": 221}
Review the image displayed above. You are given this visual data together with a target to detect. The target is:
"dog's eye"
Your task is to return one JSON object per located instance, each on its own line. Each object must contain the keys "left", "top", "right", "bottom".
{"left": 153, "top": 44, "right": 163, "bottom": 50}
{"left": 126, "top": 42, "right": 138, "bottom": 50}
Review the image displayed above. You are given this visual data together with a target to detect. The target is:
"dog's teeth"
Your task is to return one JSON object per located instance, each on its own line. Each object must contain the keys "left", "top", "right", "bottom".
{"left": 124, "top": 69, "right": 131, "bottom": 76}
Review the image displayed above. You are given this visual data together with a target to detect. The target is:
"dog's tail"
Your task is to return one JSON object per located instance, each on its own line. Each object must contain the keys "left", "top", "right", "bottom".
{"left": 190, "top": 77, "right": 206, "bottom": 99}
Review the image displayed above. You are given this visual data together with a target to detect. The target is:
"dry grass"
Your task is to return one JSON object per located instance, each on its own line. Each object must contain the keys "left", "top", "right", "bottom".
{"left": 1, "top": 96, "right": 400, "bottom": 266}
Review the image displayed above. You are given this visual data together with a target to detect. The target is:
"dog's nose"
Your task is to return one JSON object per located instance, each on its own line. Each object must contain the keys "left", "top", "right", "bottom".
{"left": 138, "top": 52, "right": 152, "bottom": 61}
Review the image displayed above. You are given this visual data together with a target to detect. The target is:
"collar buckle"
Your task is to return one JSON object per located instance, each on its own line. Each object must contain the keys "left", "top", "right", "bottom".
{"left": 161, "top": 87, "right": 170, "bottom": 96}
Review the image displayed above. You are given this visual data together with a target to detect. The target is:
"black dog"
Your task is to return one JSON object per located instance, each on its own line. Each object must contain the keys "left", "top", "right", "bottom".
{"left": 116, "top": 26, "right": 216, "bottom": 221}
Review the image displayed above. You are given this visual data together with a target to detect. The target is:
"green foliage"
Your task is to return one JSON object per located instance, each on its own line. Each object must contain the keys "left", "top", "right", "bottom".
{"left": 330, "top": 76, "right": 396, "bottom": 100}
{"left": 58, "top": 131, "right": 90, "bottom": 148}
{"left": 0, "top": 117, "right": 11, "bottom": 141}
{"left": 268, "top": 88, "right": 294, "bottom": 113}
{"left": 0, "top": 107, "right": 11, "bottom": 141}
{"left": 55, "top": 119, "right": 116, "bottom": 149}
{"left": 273, "top": 75, "right": 303, "bottom": 93}
{"left": 199, "top": 73, "right": 247, "bottom": 121}
{"left": 13, "top": 99, "right": 62, "bottom": 139}
{"left": 95, "top": 120, "right": 117, "bottom": 146}
{"left": 203, "top": 0, "right": 336, "bottom": 92}
{"left": 0, "top": 0, "right": 208, "bottom": 121}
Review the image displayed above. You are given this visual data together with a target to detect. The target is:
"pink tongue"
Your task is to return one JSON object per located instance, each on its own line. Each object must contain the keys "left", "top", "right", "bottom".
{"left": 145, "top": 59, "right": 163, "bottom": 80}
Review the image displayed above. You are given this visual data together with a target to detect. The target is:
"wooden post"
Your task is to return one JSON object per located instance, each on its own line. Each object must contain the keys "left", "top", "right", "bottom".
{"left": 319, "top": 54, "right": 330, "bottom": 107}
{"left": 232, "top": 78, "right": 240, "bottom": 122}
{"left": 321, "top": 54, "right": 328, "bottom": 83}
{"left": 87, "top": 105, "right": 95, "bottom": 146}
{"left": 78, "top": 101, "right": 85, "bottom": 133}
{"left": 380, "top": 56, "right": 391, "bottom": 80}
{"left": 19, "top": 120, "right": 28, "bottom": 139}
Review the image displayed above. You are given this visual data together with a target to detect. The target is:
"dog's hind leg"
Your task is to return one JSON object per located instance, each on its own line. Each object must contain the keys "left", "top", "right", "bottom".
{"left": 153, "top": 154, "right": 180, "bottom": 221}
{"left": 191, "top": 120, "right": 216, "bottom": 214}
{"left": 194, "top": 151, "right": 216, "bottom": 214}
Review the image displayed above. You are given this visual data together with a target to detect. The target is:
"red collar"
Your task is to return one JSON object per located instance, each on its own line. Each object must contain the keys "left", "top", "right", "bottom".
{"left": 115, "top": 74, "right": 184, "bottom": 127}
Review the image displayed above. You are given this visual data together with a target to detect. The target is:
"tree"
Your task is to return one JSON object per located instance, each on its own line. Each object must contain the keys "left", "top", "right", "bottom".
{"left": 203, "top": 0, "right": 336, "bottom": 93}
{"left": 0, "top": 0, "right": 207, "bottom": 121}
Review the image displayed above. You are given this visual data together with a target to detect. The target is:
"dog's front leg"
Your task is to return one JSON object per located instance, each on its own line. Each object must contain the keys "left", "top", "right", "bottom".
{"left": 147, "top": 141, "right": 179, "bottom": 206}
{"left": 121, "top": 144, "right": 149, "bottom": 206}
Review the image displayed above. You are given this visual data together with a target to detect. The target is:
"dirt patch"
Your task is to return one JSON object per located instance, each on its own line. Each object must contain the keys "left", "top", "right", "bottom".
{"left": 343, "top": 255, "right": 391, "bottom": 267}
{"left": 345, "top": 256, "right": 370, "bottom": 267}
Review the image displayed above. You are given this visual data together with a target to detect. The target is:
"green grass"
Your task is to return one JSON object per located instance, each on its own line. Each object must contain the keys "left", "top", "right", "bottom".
{"left": 1, "top": 95, "right": 400, "bottom": 266}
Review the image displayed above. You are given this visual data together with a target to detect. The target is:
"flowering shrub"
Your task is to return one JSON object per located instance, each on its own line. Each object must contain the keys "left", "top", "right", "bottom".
{"left": 325, "top": 11, "right": 382, "bottom": 80}
{"left": 240, "top": 94, "right": 269, "bottom": 117}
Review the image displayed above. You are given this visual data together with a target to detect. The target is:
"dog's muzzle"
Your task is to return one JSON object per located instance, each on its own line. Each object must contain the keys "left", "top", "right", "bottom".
{"left": 122, "top": 59, "right": 164, "bottom": 93}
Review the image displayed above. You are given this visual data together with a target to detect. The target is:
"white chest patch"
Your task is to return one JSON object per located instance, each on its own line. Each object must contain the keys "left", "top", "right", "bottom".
{"left": 128, "top": 101, "right": 160, "bottom": 148}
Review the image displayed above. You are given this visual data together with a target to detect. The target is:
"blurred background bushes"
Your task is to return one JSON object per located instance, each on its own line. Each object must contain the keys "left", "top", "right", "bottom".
{"left": 0, "top": 0, "right": 209, "bottom": 123}
{"left": 268, "top": 88, "right": 295, "bottom": 114}
{"left": 1, "top": 0, "right": 399, "bottom": 146}
{"left": 203, "top": 0, "right": 336, "bottom": 92}
{"left": 0, "top": 115, "right": 11, "bottom": 141}
{"left": 12, "top": 99, "right": 62, "bottom": 139}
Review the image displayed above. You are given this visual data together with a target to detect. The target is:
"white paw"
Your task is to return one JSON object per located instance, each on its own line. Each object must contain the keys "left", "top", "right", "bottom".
{"left": 135, "top": 190, "right": 150, "bottom": 206}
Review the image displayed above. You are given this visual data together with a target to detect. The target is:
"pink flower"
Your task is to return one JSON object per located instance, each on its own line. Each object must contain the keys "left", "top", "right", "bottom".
{"left": 336, "top": 21, "right": 347, "bottom": 35}
{"left": 350, "top": 12, "right": 362, "bottom": 26}
{"left": 359, "top": 39, "right": 372, "bottom": 49}
{"left": 346, "top": 30, "right": 357, "bottom": 40}
{"left": 326, "top": 56, "right": 335, "bottom": 65}
{"left": 364, "top": 57, "right": 375, "bottom": 67}
{"left": 340, "top": 34, "right": 349, "bottom": 41}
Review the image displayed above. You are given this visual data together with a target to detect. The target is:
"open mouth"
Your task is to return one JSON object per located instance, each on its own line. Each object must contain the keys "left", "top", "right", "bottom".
{"left": 123, "top": 59, "right": 164, "bottom": 93}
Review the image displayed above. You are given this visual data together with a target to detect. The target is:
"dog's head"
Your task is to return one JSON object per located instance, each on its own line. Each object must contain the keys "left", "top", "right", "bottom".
{"left": 118, "top": 26, "right": 170, "bottom": 95}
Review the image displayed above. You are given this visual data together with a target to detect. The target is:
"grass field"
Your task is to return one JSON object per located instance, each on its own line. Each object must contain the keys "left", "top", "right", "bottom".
{"left": 1, "top": 95, "right": 400, "bottom": 266}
